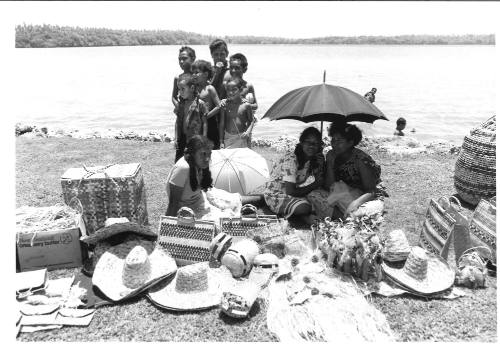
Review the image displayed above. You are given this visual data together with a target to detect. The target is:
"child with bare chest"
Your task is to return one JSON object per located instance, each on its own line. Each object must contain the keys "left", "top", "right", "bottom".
{"left": 219, "top": 78, "right": 256, "bottom": 149}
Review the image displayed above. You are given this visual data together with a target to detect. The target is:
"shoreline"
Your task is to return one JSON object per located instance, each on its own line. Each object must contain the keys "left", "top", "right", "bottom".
{"left": 15, "top": 123, "right": 461, "bottom": 155}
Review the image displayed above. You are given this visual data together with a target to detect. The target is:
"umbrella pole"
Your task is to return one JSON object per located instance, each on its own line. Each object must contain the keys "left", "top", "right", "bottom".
{"left": 321, "top": 70, "right": 325, "bottom": 137}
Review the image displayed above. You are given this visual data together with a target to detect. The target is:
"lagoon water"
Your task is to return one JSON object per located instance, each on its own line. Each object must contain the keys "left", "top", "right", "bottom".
{"left": 13, "top": 44, "right": 496, "bottom": 144}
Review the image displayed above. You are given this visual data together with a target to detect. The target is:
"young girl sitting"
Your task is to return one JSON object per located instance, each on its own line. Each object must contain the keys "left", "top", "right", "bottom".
{"left": 166, "top": 135, "right": 262, "bottom": 221}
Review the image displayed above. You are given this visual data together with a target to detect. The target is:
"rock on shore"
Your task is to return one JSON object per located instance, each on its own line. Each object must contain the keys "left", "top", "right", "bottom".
{"left": 15, "top": 123, "right": 460, "bottom": 155}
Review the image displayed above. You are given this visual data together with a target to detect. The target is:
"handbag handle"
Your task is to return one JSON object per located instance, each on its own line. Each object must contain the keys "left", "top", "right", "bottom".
{"left": 240, "top": 204, "right": 258, "bottom": 219}
{"left": 177, "top": 206, "right": 196, "bottom": 227}
{"left": 449, "top": 196, "right": 462, "bottom": 208}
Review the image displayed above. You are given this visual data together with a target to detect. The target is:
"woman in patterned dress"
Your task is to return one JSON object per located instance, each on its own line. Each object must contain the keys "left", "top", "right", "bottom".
{"left": 308, "top": 122, "right": 388, "bottom": 220}
{"left": 263, "top": 127, "right": 325, "bottom": 223}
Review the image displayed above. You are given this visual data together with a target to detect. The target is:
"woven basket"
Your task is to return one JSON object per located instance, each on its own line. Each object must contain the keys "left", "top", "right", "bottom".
{"left": 454, "top": 115, "right": 496, "bottom": 205}
{"left": 220, "top": 204, "right": 278, "bottom": 242}
{"left": 61, "top": 163, "right": 148, "bottom": 234}
{"left": 157, "top": 207, "right": 216, "bottom": 266}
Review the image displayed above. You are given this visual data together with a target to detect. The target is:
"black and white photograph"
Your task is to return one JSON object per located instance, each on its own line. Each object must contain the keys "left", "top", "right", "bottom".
{"left": 4, "top": 0, "right": 498, "bottom": 342}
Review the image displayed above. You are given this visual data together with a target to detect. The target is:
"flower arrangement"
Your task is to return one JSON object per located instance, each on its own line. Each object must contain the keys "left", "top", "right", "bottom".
{"left": 312, "top": 214, "right": 385, "bottom": 281}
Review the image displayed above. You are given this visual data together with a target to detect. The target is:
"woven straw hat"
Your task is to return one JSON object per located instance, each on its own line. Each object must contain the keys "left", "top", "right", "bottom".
{"left": 92, "top": 238, "right": 177, "bottom": 302}
{"left": 382, "top": 246, "right": 454, "bottom": 295}
{"left": 82, "top": 217, "right": 157, "bottom": 245}
{"left": 382, "top": 230, "right": 411, "bottom": 262}
{"left": 147, "top": 262, "right": 234, "bottom": 311}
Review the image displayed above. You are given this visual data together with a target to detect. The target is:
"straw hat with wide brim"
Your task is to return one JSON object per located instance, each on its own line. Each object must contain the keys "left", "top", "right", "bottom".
{"left": 92, "top": 238, "right": 177, "bottom": 302}
{"left": 147, "top": 262, "right": 235, "bottom": 311}
{"left": 382, "top": 246, "right": 454, "bottom": 295}
{"left": 81, "top": 217, "right": 157, "bottom": 245}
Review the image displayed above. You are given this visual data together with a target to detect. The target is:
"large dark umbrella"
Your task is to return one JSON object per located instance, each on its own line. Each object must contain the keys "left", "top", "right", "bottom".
{"left": 263, "top": 73, "right": 388, "bottom": 133}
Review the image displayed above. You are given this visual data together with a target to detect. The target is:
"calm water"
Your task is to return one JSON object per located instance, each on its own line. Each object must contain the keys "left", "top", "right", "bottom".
{"left": 13, "top": 44, "right": 496, "bottom": 144}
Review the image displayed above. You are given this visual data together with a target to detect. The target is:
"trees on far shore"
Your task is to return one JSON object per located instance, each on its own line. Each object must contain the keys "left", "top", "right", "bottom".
{"left": 15, "top": 24, "right": 495, "bottom": 48}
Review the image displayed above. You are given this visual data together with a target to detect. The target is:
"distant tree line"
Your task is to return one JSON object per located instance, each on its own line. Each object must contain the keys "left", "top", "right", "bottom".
{"left": 15, "top": 24, "right": 495, "bottom": 48}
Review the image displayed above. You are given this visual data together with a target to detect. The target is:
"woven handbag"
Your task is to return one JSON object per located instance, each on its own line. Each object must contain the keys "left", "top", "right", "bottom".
{"left": 219, "top": 204, "right": 278, "bottom": 242}
{"left": 454, "top": 115, "right": 496, "bottom": 206}
{"left": 157, "top": 207, "right": 216, "bottom": 266}
{"left": 419, "top": 197, "right": 456, "bottom": 259}
{"left": 469, "top": 198, "right": 496, "bottom": 265}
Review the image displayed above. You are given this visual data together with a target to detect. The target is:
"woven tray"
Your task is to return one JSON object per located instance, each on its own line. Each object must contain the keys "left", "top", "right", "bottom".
{"left": 220, "top": 204, "right": 278, "bottom": 241}
{"left": 157, "top": 207, "right": 216, "bottom": 266}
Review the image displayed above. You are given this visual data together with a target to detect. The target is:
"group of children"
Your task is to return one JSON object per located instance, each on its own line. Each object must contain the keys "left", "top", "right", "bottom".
{"left": 172, "top": 39, "right": 258, "bottom": 161}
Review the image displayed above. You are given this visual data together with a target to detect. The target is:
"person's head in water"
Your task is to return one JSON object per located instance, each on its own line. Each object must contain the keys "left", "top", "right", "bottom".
{"left": 328, "top": 122, "right": 362, "bottom": 155}
{"left": 184, "top": 135, "right": 213, "bottom": 191}
{"left": 395, "top": 117, "right": 406, "bottom": 136}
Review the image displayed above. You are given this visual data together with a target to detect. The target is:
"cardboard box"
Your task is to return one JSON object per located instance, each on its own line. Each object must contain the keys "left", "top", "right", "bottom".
{"left": 16, "top": 216, "right": 87, "bottom": 272}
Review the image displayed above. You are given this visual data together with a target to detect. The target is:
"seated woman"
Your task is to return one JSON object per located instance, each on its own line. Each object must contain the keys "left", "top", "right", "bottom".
{"left": 308, "top": 122, "right": 388, "bottom": 220}
{"left": 263, "top": 127, "right": 325, "bottom": 224}
{"left": 166, "top": 135, "right": 261, "bottom": 220}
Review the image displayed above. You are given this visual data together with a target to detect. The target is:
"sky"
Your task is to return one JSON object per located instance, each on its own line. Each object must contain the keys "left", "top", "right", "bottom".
{"left": 2, "top": 1, "right": 500, "bottom": 38}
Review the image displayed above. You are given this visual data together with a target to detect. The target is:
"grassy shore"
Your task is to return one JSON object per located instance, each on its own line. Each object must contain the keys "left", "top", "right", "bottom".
{"left": 16, "top": 136, "right": 496, "bottom": 342}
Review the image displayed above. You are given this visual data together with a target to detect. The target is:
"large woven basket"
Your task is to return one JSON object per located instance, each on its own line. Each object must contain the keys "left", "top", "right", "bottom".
{"left": 454, "top": 115, "right": 496, "bottom": 205}
{"left": 61, "top": 163, "right": 148, "bottom": 234}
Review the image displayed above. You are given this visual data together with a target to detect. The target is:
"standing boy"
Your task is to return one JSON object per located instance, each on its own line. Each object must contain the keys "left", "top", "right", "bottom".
{"left": 209, "top": 39, "right": 231, "bottom": 149}
{"left": 225, "top": 53, "right": 258, "bottom": 111}
{"left": 175, "top": 74, "right": 208, "bottom": 161}
{"left": 192, "top": 59, "right": 221, "bottom": 147}
{"left": 219, "top": 78, "right": 256, "bottom": 149}
{"left": 172, "top": 46, "right": 196, "bottom": 113}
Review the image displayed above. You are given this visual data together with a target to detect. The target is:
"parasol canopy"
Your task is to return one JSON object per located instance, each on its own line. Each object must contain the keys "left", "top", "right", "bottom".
{"left": 263, "top": 83, "right": 388, "bottom": 124}
{"left": 210, "top": 148, "right": 270, "bottom": 195}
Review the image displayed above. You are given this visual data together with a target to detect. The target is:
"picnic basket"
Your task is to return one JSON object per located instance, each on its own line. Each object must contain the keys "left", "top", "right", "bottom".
{"left": 157, "top": 207, "right": 216, "bottom": 266}
{"left": 61, "top": 163, "right": 148, "bottom": 234}
{"left": 219, "top": 204, "right": 278, "bottom": 242}
{"left": 454, "top": 115, "right": 496, "bottom": 205}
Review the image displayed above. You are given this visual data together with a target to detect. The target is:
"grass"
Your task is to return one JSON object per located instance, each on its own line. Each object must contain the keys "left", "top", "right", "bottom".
{"left": 16, "top": 136, "right": 497, "bottom": 342}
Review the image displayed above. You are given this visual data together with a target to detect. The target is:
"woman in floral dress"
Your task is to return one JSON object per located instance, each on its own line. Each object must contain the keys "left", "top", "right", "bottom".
{"left": 308, "top": 122, "right": 388, "bottom": 220}
{"left": 263, "top": 127, "right": 325, "bottom": 223}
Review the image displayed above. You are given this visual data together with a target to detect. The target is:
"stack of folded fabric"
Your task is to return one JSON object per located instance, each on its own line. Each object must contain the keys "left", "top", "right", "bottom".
{"left": 382, "top": 230, "right": 410, "bottom": 262}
